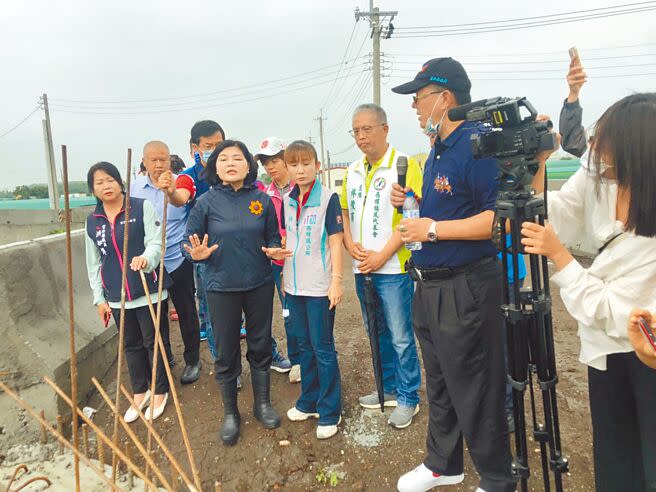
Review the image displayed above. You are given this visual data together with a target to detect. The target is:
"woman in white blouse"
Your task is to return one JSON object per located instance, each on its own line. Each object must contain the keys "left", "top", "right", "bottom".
{"left": 521, "top": 93, "right": 656, "bottom": 492}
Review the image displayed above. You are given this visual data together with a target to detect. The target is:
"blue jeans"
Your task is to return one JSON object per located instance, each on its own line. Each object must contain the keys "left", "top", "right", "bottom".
{"left": 286, "top": 294, "right": 341, "bottom": 425}
{"left": 354, "top": 273, "right": 421, "bottom": 407}
{"left": 271, "top": 263, "right": 298, "bottom": 364}
{"left": 195, "top": 263, "right": 217, "bottom": 360}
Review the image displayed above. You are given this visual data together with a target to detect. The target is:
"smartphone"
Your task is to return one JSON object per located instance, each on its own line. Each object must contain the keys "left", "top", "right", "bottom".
{"left": 568, "top": 46, "right": 579, "bottom": 60}
{"left": 638, "top": 317, "right": 656, "bottom": 354}
{"left": 103, "top": 311, "right": 111, "bottom": 328}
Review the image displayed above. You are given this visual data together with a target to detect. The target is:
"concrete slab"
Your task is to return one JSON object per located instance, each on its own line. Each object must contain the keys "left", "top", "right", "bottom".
{"left": 0, "top": 230, "right": 117, "bottom": 450}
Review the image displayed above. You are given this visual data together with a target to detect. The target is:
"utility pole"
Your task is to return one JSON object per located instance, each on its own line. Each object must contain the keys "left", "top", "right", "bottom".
{"left": 40, "top": 93, "right": 59, "bottom": 210}
{"left": 326, "top": 150, "right": 332, "bottom": 190}
{"left": 355, "top": 1, "right": 397, "bottom": 105}
{"left": 315, "top": 109, "right": 327, "bottom": 185}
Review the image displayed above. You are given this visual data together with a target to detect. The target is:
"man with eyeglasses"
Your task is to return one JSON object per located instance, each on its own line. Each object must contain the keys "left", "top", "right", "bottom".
{"left": 340, "top": 103, "right": 423, "bottom": 430}
{"left": 390, "top": 58, "right": 518, "bottom": 492}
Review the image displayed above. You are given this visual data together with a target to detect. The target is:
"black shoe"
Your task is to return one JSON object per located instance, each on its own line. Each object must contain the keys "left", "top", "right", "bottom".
{"left": 250, "top": 368, "right": 281, "bottom": 429}
{"left": 506, "top": 412, "right": 515, "bottom": 434}
{"left": 180, "top": 361, "right": 202, "bottom": 385}
{"left": 220, "top": 379, "right": 240, "bottom": 446}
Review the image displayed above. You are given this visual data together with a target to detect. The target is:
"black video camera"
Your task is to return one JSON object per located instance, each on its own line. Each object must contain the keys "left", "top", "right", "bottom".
{"left": 448, "top": 97, "right": 557, "bottom": 191}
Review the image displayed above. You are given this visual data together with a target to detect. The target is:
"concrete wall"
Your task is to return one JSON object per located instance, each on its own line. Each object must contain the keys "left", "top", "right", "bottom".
{"left": 0, "top": 230, "right": 117, "bottom": 449}
{"left": 0, "top": 207, "right": 92, "bottom": 246}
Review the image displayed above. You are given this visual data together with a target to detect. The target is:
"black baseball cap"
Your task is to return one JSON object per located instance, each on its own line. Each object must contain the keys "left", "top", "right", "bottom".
{"left": 391, "top": 57, "right": 471, "bottom": 97}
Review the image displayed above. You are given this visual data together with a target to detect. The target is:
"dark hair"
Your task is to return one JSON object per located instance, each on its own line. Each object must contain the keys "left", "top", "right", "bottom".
{"left": 284, "top": 140, "right": 319, "bottom": 163}
{"left": 190, "top": 120, "right": 225, "bottom": 145}
{"left": 592, "top": 92, "right": 656, "bottom": 237}
{"left": 170, "top": 154, "right": 186, "bottom": 174}
{"left": 430, "top": 83, "right": 471, "bottom": 106}
{"left": 87, "top": 161, "right": 125, "bottom": 195}
{"left": 206, "top": 140, "right": 258, "bottom": 187}
{"left": 260, "top": 151, "right": 285, "bottom": 165}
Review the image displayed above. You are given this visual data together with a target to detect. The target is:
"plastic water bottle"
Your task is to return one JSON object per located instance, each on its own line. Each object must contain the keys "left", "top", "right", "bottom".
{"left": 403, "top": 191, "right": 422, "bottom": 251}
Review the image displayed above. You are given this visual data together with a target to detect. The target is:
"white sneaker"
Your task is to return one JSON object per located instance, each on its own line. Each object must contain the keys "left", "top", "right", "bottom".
{"left": 124, "top": 390, "right": 151, "bottom": 423}
{"left": 397, "top": 464, "right": 464, "bottom": 492}
{"left": 289, "top": 364, "right": 301, "bottom": 383}
{"left": 287, "top": 406, "right": 319, "bottom": 421}
{"left": 146, "top": 393, "right": 168, "bottom": 422}
{"left": 316, "top": 416, "right": 342, "bottom": 440}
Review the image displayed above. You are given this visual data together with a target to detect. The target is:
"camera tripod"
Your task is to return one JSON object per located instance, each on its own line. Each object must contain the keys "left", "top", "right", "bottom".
{"left": 496, "top": 184, "right": 569, "bottom": 492}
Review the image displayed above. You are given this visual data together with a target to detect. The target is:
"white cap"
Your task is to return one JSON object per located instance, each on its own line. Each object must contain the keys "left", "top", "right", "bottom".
{"left": 254, "top": 137, "right": 286, "bottom": 161}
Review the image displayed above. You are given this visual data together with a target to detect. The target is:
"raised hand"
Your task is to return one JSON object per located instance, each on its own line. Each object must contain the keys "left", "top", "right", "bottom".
{"left": 157, "top": 170, "right": 176, "bottom": 195}
{"left": 567, "top": 55, "right": 587, "bottom": 103}
{"left": 184, "top": 234, "right": 219, "bottom": 261}
{"left": 261, "top": 246, "right": 293, "bottom": 261}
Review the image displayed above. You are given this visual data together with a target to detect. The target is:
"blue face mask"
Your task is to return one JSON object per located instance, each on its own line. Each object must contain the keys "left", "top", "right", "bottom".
{"left": 202, "top": 150, "right": 213, "bottom": 163}
{"left": 423, "top": 93, "right": 446, "bottom": 136}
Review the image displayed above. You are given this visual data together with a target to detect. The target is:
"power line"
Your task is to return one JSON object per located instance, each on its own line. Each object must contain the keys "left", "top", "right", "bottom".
{"left": 327, "top": 75, "right": 373, "bottom": 137}
{"left": 395, "top": 1, "right": 656, "bottom": 30}
{"left": 389, "top": 53, "right": 656, "bottom": 66}
{"left": 50, "top": 57, "right": 367, "bottom": 106}
{"left": 387, "top": 42, "right": 656, "bottom": 59}
{"left": 331, "top": 142, "right": 356, "bottom": 156}
{"left": 321, "top": 21, "right": 360, "bottom": 109}
{"left": 328, "top": 28, "right": 371, "bottom": 108}
{"left": 391, "top": 62, "right": 656, "bottom": 73}
{"left": 0, "top": 106, "right": 40, "bottom": 139}
{"left": 49, "top": 70, "right": 369, "bottom": 116}
{"left": 389, "top": 71, "right": 656, "bottom": 81}
{"left": 393, "top": 5, "right": 656, "bottom": 38}
{"left": 326, "top": 70, "right": 371, "bottom": 136}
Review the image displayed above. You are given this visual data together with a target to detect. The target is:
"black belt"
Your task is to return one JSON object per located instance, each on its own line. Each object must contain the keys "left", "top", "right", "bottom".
{"left": 406, "top": 256, "right": 496, "bottom": 282}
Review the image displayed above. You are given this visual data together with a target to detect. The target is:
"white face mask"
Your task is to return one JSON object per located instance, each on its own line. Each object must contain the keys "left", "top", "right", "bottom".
{"left": 423, "top": 93, "right": 446, "bottom": 136}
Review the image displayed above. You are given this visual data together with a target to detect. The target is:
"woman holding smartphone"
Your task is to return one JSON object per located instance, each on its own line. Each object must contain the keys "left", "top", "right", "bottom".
{"left": 627, "top": 309, "right": 656, "bottom": 369}
{"left": 522, "top": 93, "right": 656, "bottom": 491}
{"left": 85, "top": 162, "right": 171, "bottom": 424}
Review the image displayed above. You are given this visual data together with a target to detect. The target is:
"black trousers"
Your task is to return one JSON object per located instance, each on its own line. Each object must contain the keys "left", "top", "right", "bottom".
{"left": 589, "top": 352, "right": 656, "bottom": 492}
{"left": 111, "top": 302, "right": 169, "bottom": 395}
{"left": 207, "top": 282, "right": 274, "bottom": 383}
{"left": 167, "top": 259, "right": 201, "bottom": 365}
{"left": 412, "top": 259, "right": 515, "bottom": 492}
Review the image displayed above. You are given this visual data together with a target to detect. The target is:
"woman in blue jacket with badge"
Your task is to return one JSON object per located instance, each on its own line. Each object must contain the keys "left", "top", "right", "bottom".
{"left": 183, "top": 140, "right": 291, "bottom": 446}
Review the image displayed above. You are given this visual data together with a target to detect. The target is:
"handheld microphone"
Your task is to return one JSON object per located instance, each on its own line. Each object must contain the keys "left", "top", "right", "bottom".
{"left": 397, "top": 156, "right": 408, "bottom": 213}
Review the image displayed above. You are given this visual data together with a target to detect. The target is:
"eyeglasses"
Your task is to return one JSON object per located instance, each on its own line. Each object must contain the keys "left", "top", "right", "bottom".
{"left": 349, "top": 123, "right": 386, "bottom": 137}
{"left": 413, "top": 91, "right": 442, "bottom": 104}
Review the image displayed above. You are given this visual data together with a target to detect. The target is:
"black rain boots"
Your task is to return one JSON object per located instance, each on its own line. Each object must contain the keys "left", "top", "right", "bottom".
{"left": 251, "top": 368, "right": 281, "bottom": 429}
{"left": 219, "top": 379, "right": 240, "bottom": 446}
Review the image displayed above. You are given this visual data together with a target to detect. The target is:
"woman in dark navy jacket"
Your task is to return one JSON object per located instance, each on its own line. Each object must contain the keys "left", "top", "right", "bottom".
{"left": 85, "top": 162, "right": 171, "bottom": 424}
{"left": 183, "top": 140, "right": 291, "bottom": 445}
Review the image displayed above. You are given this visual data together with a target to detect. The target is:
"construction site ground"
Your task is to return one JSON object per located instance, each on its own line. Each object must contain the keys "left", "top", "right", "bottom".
{"left": 79, "top": 258, "right": 594, "bottom": 491}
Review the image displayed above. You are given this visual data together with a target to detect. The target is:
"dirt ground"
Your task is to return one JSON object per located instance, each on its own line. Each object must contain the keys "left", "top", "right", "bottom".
{"left": 89, "top": 257, "right": 595, "bottom": 492}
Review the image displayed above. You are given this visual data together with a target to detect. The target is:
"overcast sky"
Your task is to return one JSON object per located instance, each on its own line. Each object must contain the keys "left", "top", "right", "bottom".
{"left": 0, "top": 0, "right": 654, "bottom": 190}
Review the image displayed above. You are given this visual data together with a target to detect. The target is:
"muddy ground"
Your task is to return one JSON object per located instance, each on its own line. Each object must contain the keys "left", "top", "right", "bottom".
{"left": 88, "top": 257, "right": 595, "bottom": 492}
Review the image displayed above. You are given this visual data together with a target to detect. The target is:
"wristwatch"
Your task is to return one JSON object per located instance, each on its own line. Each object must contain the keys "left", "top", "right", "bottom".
{"left": 427, "top": 221, "right": 438, "bottom": 242}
